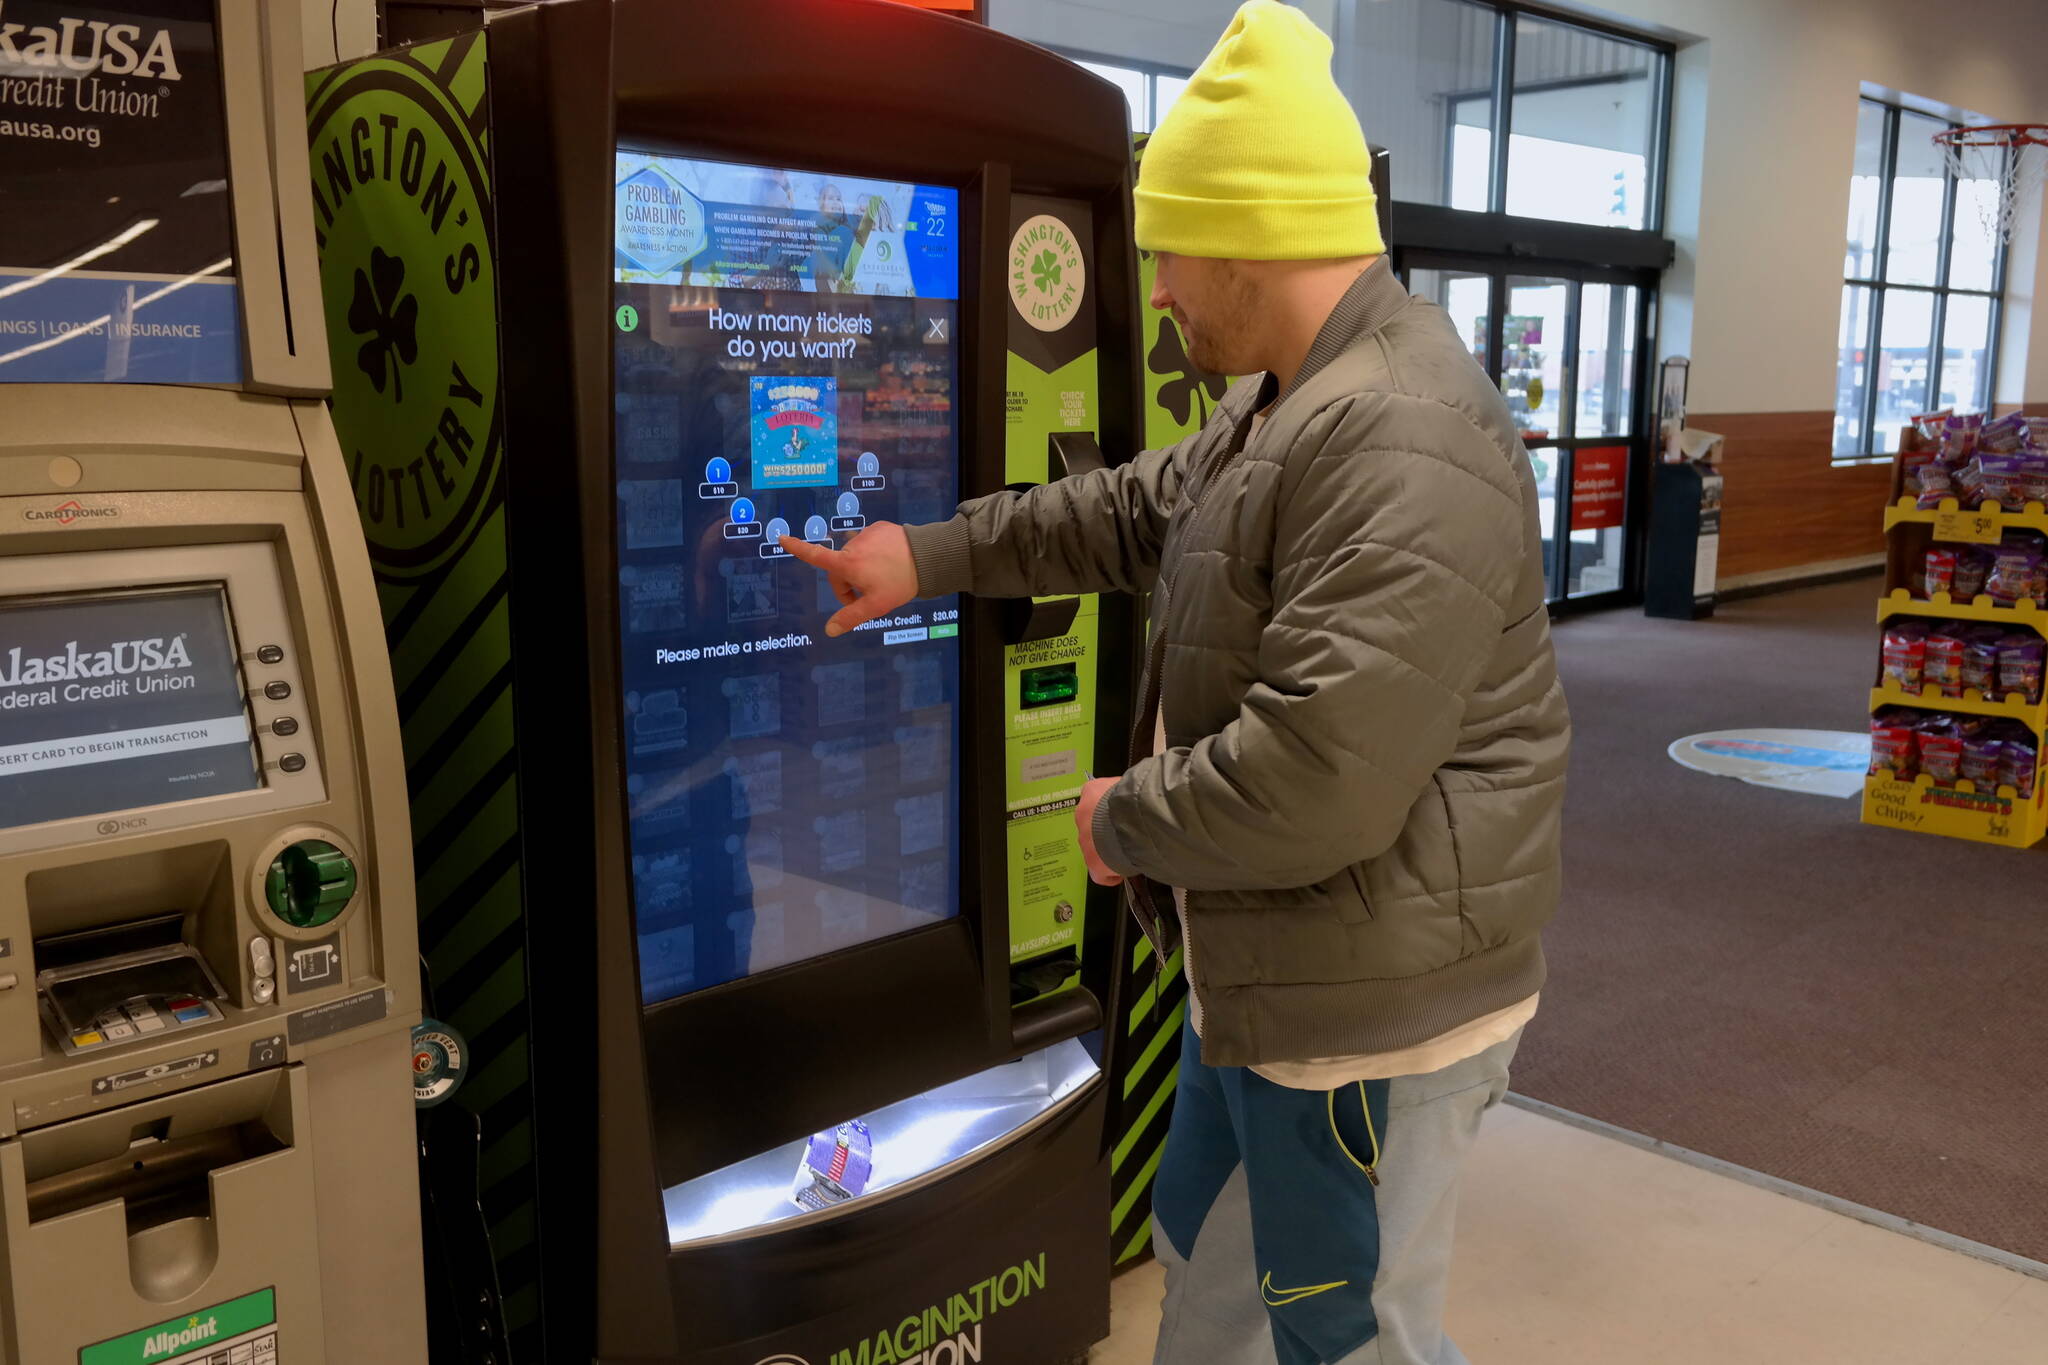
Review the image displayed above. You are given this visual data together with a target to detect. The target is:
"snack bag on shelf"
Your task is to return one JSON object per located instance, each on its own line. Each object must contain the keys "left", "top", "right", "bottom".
{"left": 1922, "top": 547, "right": 1958, "bottom": 598}
{"left": 2019, "top": 456, "right": 2048, "bottom": 509}
{"left": 1954, "top": 457, "right": 1989, "bottom": 508}
{"left": 1914, "top": 462, "right": 1955, "bottom": 510}
{"left": 1984, "top": 534, "right": 2047, "bottom": 606}
{"left": 1925, "top": 624, "right": 1969, "bottom": 697}
{"left": 1977, "top": 455, "right": 2032, "bottom": 510}
{"left": 1942, "top": 412, "right": 1985, "bottom": 462}
{"left": 1981, "top": 412, "right": 2030, "bottom": 455}
{"left": 2024, "top": 415, "right": 2048, "bottom": 450}
{"left": 1962, "top": 626, "right": 2005, "bottom": 697}
{"left": 1881, "top": 621, "right": 1931, "bottom": 690}
{"left": 1961, "top": 728, "right": 2006, "bottom": 789}
{"left": 2000, "top": 730, "right": 2038, "bottom": 799}
{"left": 1916, "top": 714, "right": 1967, "bottom": 785}
{"left": 1869, "top": 707, "right": 1921, "bottom": 779}
{"left": 1998, "top": 633, "right": 2046, "bottom": 703}
{"left": 1954, "top": 545, "right": 1994, "bottom": 601}
{"left": 1913, "top": 410, "right": 1954, "bottom": 445}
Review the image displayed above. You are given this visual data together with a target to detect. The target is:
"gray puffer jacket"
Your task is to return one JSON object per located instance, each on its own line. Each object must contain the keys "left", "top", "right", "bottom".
{"left": 905, "top": 259, "right": 1568, "bottom": 1067}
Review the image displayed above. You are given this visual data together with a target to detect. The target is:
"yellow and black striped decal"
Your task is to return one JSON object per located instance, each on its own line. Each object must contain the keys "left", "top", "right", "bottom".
{"left": 307, "top": 34, "right": 542, "bottom": 1358}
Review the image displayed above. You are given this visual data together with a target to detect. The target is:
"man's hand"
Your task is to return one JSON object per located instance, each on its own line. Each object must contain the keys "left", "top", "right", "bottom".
{"left": 1075, "top": 776, "right": 1125, "bottom": 887}
{"left": 780, "top": 521, "right": 919, "bottom": 637}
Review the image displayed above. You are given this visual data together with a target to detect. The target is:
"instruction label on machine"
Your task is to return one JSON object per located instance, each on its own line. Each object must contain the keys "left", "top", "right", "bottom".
{"left": 80, "top": 1286, "right": 275, "bottom": 1365}
{"left": 1005, "top": 621, "right": 1098, "bottom": 962}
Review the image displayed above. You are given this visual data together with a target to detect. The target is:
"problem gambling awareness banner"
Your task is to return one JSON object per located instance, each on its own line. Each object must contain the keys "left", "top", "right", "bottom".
{"left": 0, "top": 0, "right": 242, "bottom": 382}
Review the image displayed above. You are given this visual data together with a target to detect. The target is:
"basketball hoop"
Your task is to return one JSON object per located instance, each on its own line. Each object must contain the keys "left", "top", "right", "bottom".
{"left": 1933, "top": 123, "right": 2048, "bottom": 245}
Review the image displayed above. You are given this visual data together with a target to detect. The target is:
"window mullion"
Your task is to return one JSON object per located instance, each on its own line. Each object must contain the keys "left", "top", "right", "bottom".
{"left": 1489, "top": 7, "right": 1515, "bottom": 217}
{"left": 1873, "top": 104, "right": 1899, "bottom": 289}
{"left": 1934, "top": 124, "right": 1960, "bottom": 290}
{"left": 1928, "top": 287, "right": 1949, "bottom": 415}
{"left": 1863, "top": 285, "right": 1887, "bottom": 454}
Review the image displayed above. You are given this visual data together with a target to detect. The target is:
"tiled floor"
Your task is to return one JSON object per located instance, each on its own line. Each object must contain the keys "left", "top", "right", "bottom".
{"left": 1092, "top": 1104, "right": 2047, "bottom": 1364}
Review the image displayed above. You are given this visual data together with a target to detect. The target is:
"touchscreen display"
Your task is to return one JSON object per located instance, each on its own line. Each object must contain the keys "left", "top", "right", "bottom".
{"left": 612, "top": 150, "right": 963, "bottom": 1006}
{"left": 0, "top": 587, "right": 260, "bottom": 830}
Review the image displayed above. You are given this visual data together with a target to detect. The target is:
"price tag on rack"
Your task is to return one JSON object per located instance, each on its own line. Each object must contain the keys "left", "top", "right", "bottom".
{"left": 1933, "top": 509, "right": 2002, "bottom": 543}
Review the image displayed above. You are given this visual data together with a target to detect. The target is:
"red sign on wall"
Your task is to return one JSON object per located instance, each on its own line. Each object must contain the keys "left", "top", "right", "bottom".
{"left": 1570, "top": 446, "right": 1629, "bottom": 531}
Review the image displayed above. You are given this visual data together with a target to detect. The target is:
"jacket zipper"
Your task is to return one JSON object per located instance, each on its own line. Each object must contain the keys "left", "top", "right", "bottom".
{"left": 1120, "top": 418, "right": 1258, "bottom": 965}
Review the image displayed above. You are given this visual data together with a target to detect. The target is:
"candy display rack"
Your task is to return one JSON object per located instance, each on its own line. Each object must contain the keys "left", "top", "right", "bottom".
{"left": 1864, "top": 442, "right": 2048, "bottom": 848}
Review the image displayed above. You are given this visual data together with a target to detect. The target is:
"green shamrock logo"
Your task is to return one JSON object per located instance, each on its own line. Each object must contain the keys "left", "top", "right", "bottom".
{"left": 1031, "top": 248, "right": 1062, "bottom": 295}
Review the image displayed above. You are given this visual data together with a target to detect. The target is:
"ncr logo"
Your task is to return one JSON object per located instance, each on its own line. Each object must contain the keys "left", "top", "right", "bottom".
{"left": 25, "top": 500, "right": 119, "bottom": 526}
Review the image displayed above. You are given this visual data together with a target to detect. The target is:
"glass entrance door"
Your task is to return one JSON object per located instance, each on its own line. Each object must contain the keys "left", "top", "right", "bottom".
{"left": 1403, "top": 255, "right": 1654, "bottom": 607}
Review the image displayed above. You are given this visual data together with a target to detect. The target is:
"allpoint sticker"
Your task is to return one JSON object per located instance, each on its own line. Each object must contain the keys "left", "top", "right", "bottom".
{"left": 80, "top": 1286, "right": 275, "bottom": 1365}
{"left": 1008, "top": 215, "right": 1085, "bottom": 333}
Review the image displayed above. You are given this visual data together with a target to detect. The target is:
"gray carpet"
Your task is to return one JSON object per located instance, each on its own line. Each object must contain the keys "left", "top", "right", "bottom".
{"left": 1516, "top": 578, "right": 2048, "bottom": 1263}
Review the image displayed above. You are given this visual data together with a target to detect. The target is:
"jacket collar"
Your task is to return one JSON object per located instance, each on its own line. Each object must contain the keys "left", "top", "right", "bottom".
{"left": 1273, "top": 256, "right": 1408, "bottom": 408}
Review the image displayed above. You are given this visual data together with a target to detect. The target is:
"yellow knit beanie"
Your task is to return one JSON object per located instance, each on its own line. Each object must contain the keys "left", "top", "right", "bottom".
{"left": 1134, "top": 0, "right": 1383, "bottom": 260}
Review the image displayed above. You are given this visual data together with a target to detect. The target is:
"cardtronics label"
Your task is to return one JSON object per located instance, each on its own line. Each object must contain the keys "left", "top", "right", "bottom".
{"left": 80, "top": 1286, "right": 275, "bottom": 1365}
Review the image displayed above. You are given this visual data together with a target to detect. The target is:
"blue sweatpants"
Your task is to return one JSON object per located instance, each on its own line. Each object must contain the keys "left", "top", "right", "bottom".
{"left": 1150, "top": 1018, "right": 1520, "bottom": 1365}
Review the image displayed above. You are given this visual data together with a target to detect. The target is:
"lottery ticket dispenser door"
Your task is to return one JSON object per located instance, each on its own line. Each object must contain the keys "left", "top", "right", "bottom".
{"left": 488, "top": 0, "right": 1142, "bottom": 1358}
{"left": 0, "top": 3, "right": 426, "bottom": 1362}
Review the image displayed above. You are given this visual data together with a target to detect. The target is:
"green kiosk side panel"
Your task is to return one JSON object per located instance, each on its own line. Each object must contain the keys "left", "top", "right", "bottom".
{"left": 1001, "top": 195, "right": 1101, "bottom": 1002}
{"left": 305, "top": 34, "right": 542, "bottom": 1361}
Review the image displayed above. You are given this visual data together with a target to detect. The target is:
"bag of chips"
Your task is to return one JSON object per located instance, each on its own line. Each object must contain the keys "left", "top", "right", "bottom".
{"left": 1915, "top": 462, "right": 1956, "bottom": 510}
{"left": 1977, "top": 455, "right": 2033, "bottom": 510}
{"left": 1985, "top": 535, "right": 2048, "bottom": 607}
{"left": 1981, "top": 412, "right": 2030, "bottom": 455}
{"left": 1954, "top": 545, "right": 1994, "bottom": 602}
{"left": 1916, "top": 714, "right": 1966, "bottom": 785}
{"left": 1962, "top": 626, "right": 2005, "bottom": 698}
{"left": 2001, "top": 731, "right": 2038, "bottom": 799}
{"left": 1998, "top": 633, "right": 2046, "bottom": 704}
{"left": 1943, "top": 412, "right": 1985, "bottom": 461}
{"left": 1881, "top": 622, "right": 1930, "bottom": 690}
{"left": 1961, "top": 728, "right": 2005, "bottom": 789}
{"left": 1869, "top": 707, "right": 1921, "bottom": 779}
{"left": 1922, "top": 548, "right": 1958, "bottom": 599}
{"left": 1926, "top": 625, "right": 1969, "bottom": 698}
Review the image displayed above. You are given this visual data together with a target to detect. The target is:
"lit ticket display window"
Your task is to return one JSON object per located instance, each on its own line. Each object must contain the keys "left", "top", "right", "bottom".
{"left": 612, "top": 151, "right": 964, "bottom": 1005}
{"left": 0, "top": 587, "right": 260, "bottom": 831}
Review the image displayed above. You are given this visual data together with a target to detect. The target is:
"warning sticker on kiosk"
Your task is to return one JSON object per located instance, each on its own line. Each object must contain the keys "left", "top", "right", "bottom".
{"left": 612, "top": 151, "right": 964, "bottom": 1006}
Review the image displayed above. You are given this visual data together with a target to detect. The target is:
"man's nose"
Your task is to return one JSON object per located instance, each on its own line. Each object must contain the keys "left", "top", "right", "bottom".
{"left": 1149, "top": 277, "right": 1173, "bottom": 312}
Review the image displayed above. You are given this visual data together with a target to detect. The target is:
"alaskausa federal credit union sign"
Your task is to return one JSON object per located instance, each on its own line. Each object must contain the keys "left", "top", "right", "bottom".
{"left": 0, "top": 0, "right": 242, "bottom": 383}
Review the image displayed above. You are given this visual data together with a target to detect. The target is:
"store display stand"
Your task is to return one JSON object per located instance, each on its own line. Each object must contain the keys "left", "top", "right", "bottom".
{"left": 1863, "top": 452, "right": 2048, "bottom": 848}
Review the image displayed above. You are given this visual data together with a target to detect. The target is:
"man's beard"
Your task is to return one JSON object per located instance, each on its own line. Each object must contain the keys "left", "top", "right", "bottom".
{"left": 1181, "top": 268, "right": 1260, "bottom": 376}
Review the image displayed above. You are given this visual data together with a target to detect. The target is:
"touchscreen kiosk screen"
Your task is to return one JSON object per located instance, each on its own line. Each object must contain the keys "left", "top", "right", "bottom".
{"left": 0, "top": 587, "right": 260, "bottom": 830}
{"left": 612, "top": 151, "right": 964, "bottom": 1006}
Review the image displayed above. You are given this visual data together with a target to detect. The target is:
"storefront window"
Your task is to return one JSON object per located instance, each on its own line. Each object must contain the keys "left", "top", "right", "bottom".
{"left": 1505, "top": 16, "right": 1658, "bottom": 229}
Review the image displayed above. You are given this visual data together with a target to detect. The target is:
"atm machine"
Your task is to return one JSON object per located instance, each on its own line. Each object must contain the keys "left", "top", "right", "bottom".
{"left": 0, "top": 2, "right": 426, "bottom": 1361}
{"left": 453, "top": 1, "right": 1144, "bottom": 1359}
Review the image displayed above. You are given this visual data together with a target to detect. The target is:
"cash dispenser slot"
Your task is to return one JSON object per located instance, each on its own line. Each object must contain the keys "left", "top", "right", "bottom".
{"left": 0, "top": 1067, "right": 322, "bottom": 1324}
{"left": 26, "top": 844, "right": 240, "bottom": 1059}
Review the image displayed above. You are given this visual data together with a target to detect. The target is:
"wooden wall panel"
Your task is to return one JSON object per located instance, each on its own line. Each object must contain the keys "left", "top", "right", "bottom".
{"left": 1682, "top": 410, "right": 1892, "bottom": 581}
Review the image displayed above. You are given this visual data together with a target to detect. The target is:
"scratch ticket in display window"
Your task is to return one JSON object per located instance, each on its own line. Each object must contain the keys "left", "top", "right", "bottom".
{"left": 813, "top": 660, "right": 866, "bottom": 727}
{"left": 727, "top": 830, "right": 784, "bottom": 892}
{"left": 623, "top": 562, "right": 688, "bottom": 633}
{"left": 726, "top": 563, "right": 777, "bottom": 624}
{"left": 815, "top": 810, "right": 866, "bottom": 873}
{"left": 812, "top": 736, "right": 867, "bottom": 800}
{"left": 896, "top": 789, "right": 946, "bottom": 856}
{"left": 900, "top": 857, "right": 948, "bottom": 920}
{"left": 630, "top": 689, "right": 689, "bottom": 755}
{"left": 724, "top": 673, "right": 781, "bottom": 738}
{"left": 894, "top": 722, "right": 947, "bottom": 784}
{"left": 895, "top": 652, "right": 945, "bottom": 711}
{"left": 618, "top": 478, "right": 689, "bottom": 549}
{"left": 726, "top": 750, "right": 783, "bottom": 818}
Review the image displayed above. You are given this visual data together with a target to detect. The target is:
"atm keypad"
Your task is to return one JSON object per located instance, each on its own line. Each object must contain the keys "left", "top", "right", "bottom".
{"left": 60, "top": 996, "right": 223, "bottom": 1055}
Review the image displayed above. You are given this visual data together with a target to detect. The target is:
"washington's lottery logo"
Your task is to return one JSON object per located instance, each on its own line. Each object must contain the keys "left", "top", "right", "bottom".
{"left": 616, "top": 160, "right": 707, "bottom": 276}
{"left": 307, "top": 53, "right": 500, "bottom": 581}
{"left": 1008, "top": 213, "right": 1085, "bottom": 333}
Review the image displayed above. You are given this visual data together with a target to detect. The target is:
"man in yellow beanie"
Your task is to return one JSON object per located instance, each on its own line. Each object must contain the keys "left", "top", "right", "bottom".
{"left": 784, "top": 4, "right": 1567, "bottom": 1361}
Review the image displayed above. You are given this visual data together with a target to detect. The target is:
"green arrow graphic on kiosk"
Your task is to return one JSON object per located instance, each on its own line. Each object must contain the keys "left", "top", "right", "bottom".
{"left": 266, "top": 841, "right": 358, "bottom": 929}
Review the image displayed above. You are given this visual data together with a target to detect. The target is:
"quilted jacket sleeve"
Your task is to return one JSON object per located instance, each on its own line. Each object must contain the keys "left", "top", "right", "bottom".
{"left": 1092, "top": 393, "right": 1527, "bottom": 890}
{"left": 900, "top": 432, "right": 1196, "bottom": 600}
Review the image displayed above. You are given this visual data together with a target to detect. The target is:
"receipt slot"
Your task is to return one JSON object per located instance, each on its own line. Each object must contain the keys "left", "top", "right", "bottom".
{"left": 0, "top": 3, "right": 426, "bottom": 1362}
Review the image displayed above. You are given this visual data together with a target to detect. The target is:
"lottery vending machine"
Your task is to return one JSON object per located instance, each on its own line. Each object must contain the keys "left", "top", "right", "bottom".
{"left": 0, "top": 2, "right": 428, "bottom": 1363}
{"left": 476, "top": 1, "right": 1143, "bottom": 1359}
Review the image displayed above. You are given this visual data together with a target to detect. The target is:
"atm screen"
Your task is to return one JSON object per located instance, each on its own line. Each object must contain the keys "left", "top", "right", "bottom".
{"left": 0, "top": 587, "right": 261, "bottom": 831}
{"left": 612, "top": 150, "right": 964, "bottom": 1006}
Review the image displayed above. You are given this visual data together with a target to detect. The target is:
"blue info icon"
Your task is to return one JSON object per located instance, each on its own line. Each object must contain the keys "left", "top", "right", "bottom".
{"left": 761, "top": 516, "right": 793, "bottom": 559}
{"left": 829, "top": 491, "right": 866, "bottom": 534}
{"left": 701, "top": 456, "right": 739, "bottom": 499}
{"left": 724, "top": 496, "right": 764, "bottom": 540}
{"left": 804, "top": 514, "right": 832, "bottom": 544}
{"left": 852, "top": 450, "right": 886, "bottom": 492}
